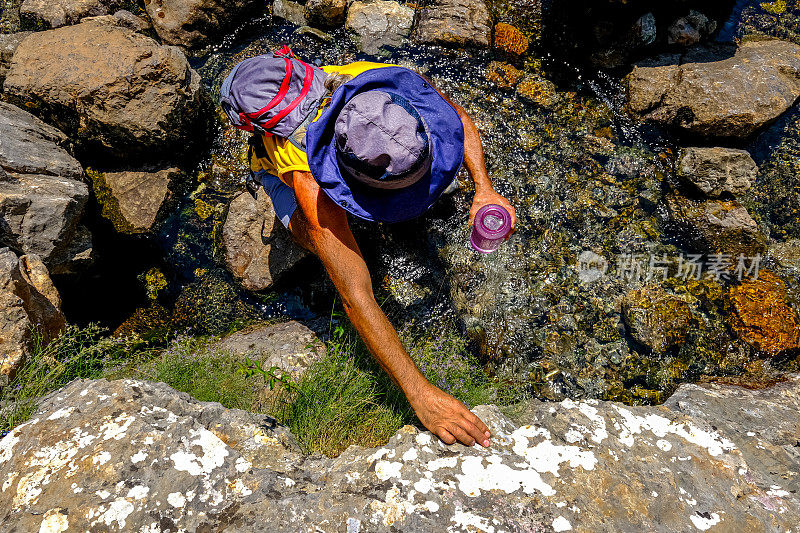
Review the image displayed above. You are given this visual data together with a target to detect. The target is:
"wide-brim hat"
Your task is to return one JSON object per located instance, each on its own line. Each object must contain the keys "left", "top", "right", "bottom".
{"left": 305, "top": 67, "right": 465, "bottom": 223}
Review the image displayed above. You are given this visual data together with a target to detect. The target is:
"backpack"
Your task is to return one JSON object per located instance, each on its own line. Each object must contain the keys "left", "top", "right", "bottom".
{"left": 219, "top": 46, "right": 329, "bottom": 197}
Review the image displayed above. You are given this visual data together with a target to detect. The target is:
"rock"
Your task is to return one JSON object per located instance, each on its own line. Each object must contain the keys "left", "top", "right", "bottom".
{"left": 486, "top": 61, "right": 523, "bottom": 89}
{"left": 345, "top": 0, "right": 413, "bottom": 55}
{"left": 667, "top": 10, "right": 716, "bottom": 46}
{"left": 87, "top": 167, "right": 180, "bottom": 234}
{"left": 677, "top": 147, "right": 758, "bottom": 197}
{"left": 0, "top": 248, "right": 64, "bottom": 379}
{"left": 112, "top": 9, "right": 151, "bottom": 32}
{"left": 727, "top": 270, "right": 800, "bottom": 355}
{"left": 0, "top": 102, "right": 91, "bottom": 274}
{"left": 493, "top": 22, "right": 528, "bottom": 56}
{"left": 3, "top": 17, "right": 207, "bottom": 161}
{"left": 222, "top": 190, "right": 308, "bottom": 292}
{"left": 413, "top": 0, "right": 491, "bottom": 48}
{"left": 0, "top": 31, "right": 29, "bottom": 86}
{"left": 664, "top": 193, "right": 767, "bottom": 257}
{"left": 621, "top": 285, "right": 693, "bottom": 352}
{"left": 20, "top": 0, "right": 124, "bottom": 28}
{"left": 769, "top": 239, "right": 800, "bottom": 270}
{"left": 0, "top": 0, "right": 22, "bottom": 32}
{"left": 726, "top": 0, "right": 800, "bottom": 46}
{"left": 144, "top": 0, "right": 263, "bottom": 50}
{"left": 272, "top": 0, "right": 306, "bottom": 26}
{"left": 304, "top": 0, "right": 347, "bottom": 29}
{"left": 213, "top": 320, "right": 324, "bottom": 382}
{"left": 2, "top": 376, "right": 799, "bottom": 530}
{"left": 516, "top": 73, "right": 559, "bottom": 108}
{"left": 627, "top": 40, "right": 800, "bottom": 137}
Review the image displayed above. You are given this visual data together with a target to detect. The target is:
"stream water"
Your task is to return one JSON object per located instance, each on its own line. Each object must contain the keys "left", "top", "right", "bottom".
{"left": 56, "top": 1, "right": 800, "bottom": 405}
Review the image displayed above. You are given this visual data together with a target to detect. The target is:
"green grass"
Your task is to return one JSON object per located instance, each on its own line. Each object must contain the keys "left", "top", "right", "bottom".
{"left": 1, "top": 320, "right": 523, "bottom": 457}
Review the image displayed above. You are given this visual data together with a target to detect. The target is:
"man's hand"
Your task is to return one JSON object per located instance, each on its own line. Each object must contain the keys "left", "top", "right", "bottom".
{"left": 470, "top": 189, "right": 517, "bottom": 238}
{"left": 408, "top": 382, "right": 492, "bottom": 447}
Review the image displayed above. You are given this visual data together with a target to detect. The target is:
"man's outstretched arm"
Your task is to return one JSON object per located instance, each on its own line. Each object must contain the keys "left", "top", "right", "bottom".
{"left": 285, "top": 170, "right": 492, "bottom": 448}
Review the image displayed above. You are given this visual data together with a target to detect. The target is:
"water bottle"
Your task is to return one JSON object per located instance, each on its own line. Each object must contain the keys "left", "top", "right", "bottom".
{"left": 470, "top": 204, "right": 512, "bottom": 254}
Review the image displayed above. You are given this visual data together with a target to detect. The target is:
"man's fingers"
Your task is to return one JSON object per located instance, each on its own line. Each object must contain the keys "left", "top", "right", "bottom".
{"left": 459, "top": 416, "right": 490, "bottom": 447}
{"left": 437, "top": 428, "right": 456, "bottom": 445}
{"left": 448, "top": 424, "right": 476, "bottom": 447}
{"left": 465, "top": 411, "right": 491, "bottom": 440}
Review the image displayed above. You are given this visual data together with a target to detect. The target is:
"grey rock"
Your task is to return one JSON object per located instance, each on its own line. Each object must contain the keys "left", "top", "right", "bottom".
{"left": 769, "top": 239, "right": 800, "bottom": 271}
{"left": 20, "top": 0, "right": 125, "bottom": 28}
{"left": 0, "top": 31, "right": 29, "bottom": 86}
{"left": 304, "top": 0, "right": 347, "bottom": 28}
{"left": 272, "top": 0, "right": 307, "bottom": 26}
{"left": 678, "top": 146, "right": 758, "bottom": 197}
{"left": 0, "top": 247, "right": 64, "bottom": 380}
{"left": 3, "top": 17, "right": 207, "bottom": 161}
{"left": 667, "top": 10, "right": 716, "bottom": 46}
{"left": 635, "top": 12, "right": 656, "bottom": 46}
{"left": 112, "top": 9, "right": 151, "bottom": 32}
{"left": 0, "top": 102, "right": 91, "bottom": 273}
{"left": 627, "top": 40, "right": 800, "bottom": 137}
{"left": 2, "top": 376, "right": 799, "bottom": 530}
{"left": 144, "top": 0, "right": 263, "bottom": 50}
{"left": 346, "top": 0, "right": 414, "bottom": 54}
{"left": 413, "top": 0, "right": 491, "bottom": 48}
{"left": 222, "top": 190, "right": 308, "bottom": 292}
{"left": 214, "top": 321, "right": 324, "bottom": 378}
{"left": 89, "top": 167, "right": 180, "bottom": 234}
{"left": 295, "top": 25, "right": 332, "bottom": 41}
{"left": 665, "top": 193, "right": 767, "bottom": 257}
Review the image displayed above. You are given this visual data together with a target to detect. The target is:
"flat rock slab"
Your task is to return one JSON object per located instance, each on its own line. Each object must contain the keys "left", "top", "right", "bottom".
{"left": 627, "top": 39, "right": 800, "bottom": 137}
{"left": 1, "top": 375, "right": 798, "bottom": 531}
{"left": 3, "top": 16, "right": 206, "bottom": 160}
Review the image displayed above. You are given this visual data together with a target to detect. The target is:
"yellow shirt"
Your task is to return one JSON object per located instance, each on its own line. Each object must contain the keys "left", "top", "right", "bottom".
{"left": 249, "top": 61, "right": 394, "bottom": 180}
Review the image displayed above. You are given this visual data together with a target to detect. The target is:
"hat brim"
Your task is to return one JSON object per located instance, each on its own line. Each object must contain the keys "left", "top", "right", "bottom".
{"left": 306, "top": 67, "right": 465, "bottom": 223}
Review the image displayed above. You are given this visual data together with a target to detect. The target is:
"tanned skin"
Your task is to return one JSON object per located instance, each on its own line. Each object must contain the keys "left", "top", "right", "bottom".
{"left": 278, "top": 85, "right": 516, "bottom": 448}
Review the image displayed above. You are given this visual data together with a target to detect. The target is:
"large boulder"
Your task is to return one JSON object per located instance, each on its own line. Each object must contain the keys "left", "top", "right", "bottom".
{"left": 677, "top": 147, "right": 758, "bottom": 198}
{"left": 0, "top": 248, "right": 64, "bottom": 380}
{"left": 413, "top": 0, "right": 491, "bottom": 48}
{"left": 664, "top": 193, "right": 767, "bottom": 257}
{"left": 87, "top": 167, "right": 180, "bottom": 234}
{"left": 144, "top": 0, "right": 264, "bottom": 50}
{"left": 1, "top": 376, "right": 799, "bottom": 530}
{"left": 345, "top": 0, "right": 414, "bottom": 55}
{"left": 3, "top": 17, "right": 208, "bottom": 161}
{"left": 0, "top": 102, "right": 91, "bottom": 274}
{"left": 222, "top": 190, "right": 308, "bottom": 292}
{"left": 627, "top": 40, "right": 800, "bottom": 137}
{"left": 20, "top": 0, "right": 125, "bottom": 28}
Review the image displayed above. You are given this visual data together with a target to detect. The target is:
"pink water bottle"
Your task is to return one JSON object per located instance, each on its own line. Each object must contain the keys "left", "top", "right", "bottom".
{"left": 470, "top": 204, "right": 512, "bottom": 254}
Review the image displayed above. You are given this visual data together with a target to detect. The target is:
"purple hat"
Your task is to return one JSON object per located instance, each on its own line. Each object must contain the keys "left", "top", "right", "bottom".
{"left": 306, "top": 67, "right": 465, "bottom": 223}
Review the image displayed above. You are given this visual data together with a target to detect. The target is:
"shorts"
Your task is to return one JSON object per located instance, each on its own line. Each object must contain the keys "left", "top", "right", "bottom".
{"left": 258, "top": 169, "right": 461, "bottom": 229}
{"left": 259, "top": 170, "right": 297, "bottom": 229}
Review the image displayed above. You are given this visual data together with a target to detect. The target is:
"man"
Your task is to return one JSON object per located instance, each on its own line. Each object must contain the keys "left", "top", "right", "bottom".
{"left": 220, "top": 52, "right": 516, "bottom": 448}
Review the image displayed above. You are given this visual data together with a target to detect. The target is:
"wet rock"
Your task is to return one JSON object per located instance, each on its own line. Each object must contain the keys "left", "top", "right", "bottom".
{"left": 0, "top": 248, "right": 64, "bottom": 379}
{"left": 664, "top": 193, "right": 767, "bottom": 257}
{"left": 516, "top": 73, "right": 559, "bottom": 108}
{"left": 0, "top": 31, "right": 29, "bottom": 86}
{"left": 0, "top": 102, "right": 91, "bottom": 274}
{"left": 213, "top": 320, "right": 325, "bottom": 381}
{"left": 727, "top": 270, "right": 800, "bottom": 355}
{"left": 769, "top": 239, "right": 800, "bottom": 271}
{"left": 0, "top": 0, "right": 22, "bottom": 32}
{"left": 111, "top": 9, "right": 151, "bottom": 32}
{"left": 222, "top": 190, "right": 308, "bottom": 292}
{"left": 173, "top": 270, "right": 259, "bottom": 335}
{"left": 677, "top": 147, "right": 758, "bottom": 197}
{"left": 272, "top": 0, "right": 306, "bottom": 26}
{"left": 667, "top": 10, "right": 716, "bottom": 46}
{"left": 627, "top": 40, "right": 800, "bottom": 137}
{"left": 87, "top": 167, "right": 180, "bottom": 234}
{"left": 345, "top": 0, "right": 413, "bottom": 55}
{"left": 486, "top": 61, "right": 523, "bottom": 89}
{"left": 622, "top": 285, "right": 693, "bottom": 353}
{"left": 2, "top": 376, "right": 799, "bottom": 530}
{"left": 413, "top": 0, "right": 491, "bottom": 48}
{"left": 728, "top": 0, "right": 800, "bottom": 46}
{"left": 493, "top": 22, "right": 528, "bottom": 56}
{"left": 20, "top": 0, "right": 124, "bottom": 28}
{"left": 144, "top": 0, "right": 263, "bottom": 50}
{"left": 304, "top": 0, "right": 347, "bottom": 29}
{"left": 3, "top": 17, "right": 207, "bottom": 161}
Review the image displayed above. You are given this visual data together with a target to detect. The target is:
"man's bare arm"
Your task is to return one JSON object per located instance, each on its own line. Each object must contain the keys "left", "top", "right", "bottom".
{"left": 285, "top": 170, "right": 492, "bottom": 448}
